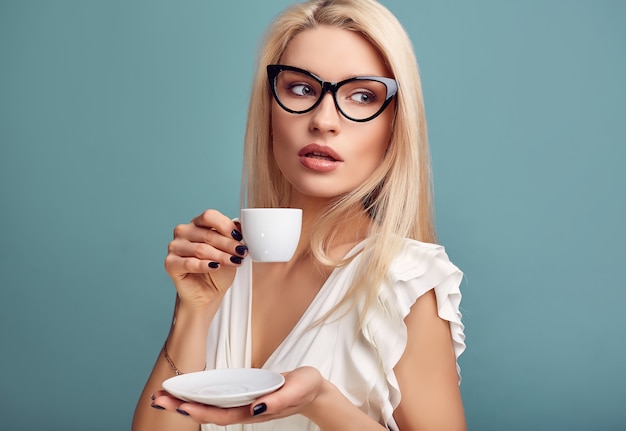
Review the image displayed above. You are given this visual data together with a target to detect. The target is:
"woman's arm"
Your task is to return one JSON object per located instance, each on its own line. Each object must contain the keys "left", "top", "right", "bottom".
{"left": 132, "top": 298, "right": 218, "bottom": 431}
{"left": 132, "top": 210, "right": 247, "bottom": 431}
{"left": 308, "top": 288, "right": 465, "bottom": 431}
{"left": 393, "top": 289, "right": 466, "bottom": 431}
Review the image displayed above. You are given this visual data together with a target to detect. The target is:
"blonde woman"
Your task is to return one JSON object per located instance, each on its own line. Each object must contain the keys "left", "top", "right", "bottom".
{"left": 133, "top": 0, "right": 466, "bottom": 430}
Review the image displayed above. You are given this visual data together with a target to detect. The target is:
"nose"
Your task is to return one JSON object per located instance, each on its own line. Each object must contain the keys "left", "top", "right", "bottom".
{"left": 309, "top": 92, "right": 341, "bottom": 134}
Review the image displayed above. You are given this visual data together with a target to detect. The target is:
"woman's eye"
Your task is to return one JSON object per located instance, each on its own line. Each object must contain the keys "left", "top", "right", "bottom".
{"left": 350, "top": 91, "right": 377, "bottom": 104}
{"left": 289, "top": 83, "right": 315, "bottom": 97}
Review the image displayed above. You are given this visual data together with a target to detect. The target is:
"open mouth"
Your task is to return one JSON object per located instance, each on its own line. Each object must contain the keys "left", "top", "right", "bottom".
{"left": 305, "top": 151, "right": 337, "bottom": 162}
{"left": 298, "top": 144, "right": 343, "bottom": 171}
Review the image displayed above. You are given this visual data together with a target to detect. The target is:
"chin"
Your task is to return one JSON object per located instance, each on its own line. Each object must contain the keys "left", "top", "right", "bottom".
{"left": 290, "top": 182, "right": 356, "bottom": 201}
{"left": 280, "top": 169, "right": 363, "bottom": 200}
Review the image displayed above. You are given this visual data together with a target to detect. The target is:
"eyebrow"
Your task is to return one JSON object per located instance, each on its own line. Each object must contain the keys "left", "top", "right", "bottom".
{"left": 285, "top": 65, "right": 389, "bottom": 81}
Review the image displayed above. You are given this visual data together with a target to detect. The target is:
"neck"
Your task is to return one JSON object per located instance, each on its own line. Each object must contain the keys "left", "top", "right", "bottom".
{"left": 287, "top": 193, "right": 372, "bottom": 262}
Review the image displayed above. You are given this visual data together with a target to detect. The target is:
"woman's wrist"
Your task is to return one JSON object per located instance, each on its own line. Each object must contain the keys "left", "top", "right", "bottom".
{"left": 160, "top": 295, "right": 221, "bottom": 375}
{"left": 301, "top": 377, "right": 333, "bottom": 419}
{"left": 303, "top": 378, "right": 386, "bottom": 431}
{"left": 174, "top": 294, "right": 221, "bottom": 325}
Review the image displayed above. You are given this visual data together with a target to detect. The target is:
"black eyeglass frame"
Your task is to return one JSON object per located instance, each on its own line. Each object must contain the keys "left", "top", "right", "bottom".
{"left": 267, "top": 64, "right": 398, "bottom": 123}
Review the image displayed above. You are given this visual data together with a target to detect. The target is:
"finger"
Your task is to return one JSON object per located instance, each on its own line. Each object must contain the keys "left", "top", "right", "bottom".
{"left": 249, "top": 367, "right": 321, "bottom": 417}
{"left": 177, "top": 229, "right": 247, "bottom": 259}
{"left": 167, "top": 400, "right": 253, "bottom": 426}
{"left": 248, "top": 392, "right": 289, "bottom": 418}
{"left": 191, "top": 209, "right": 242, "bottom": 241}
{"left": 151, "top": 390, "right": 169, "bottom": 399}
{"left": 173, "top": 222, "right": 239, "bottom": 246}
{"left": 174, "top": 219, "right": 246, "bottom": 259}
{"left": 164, "top": 254, "right": 219, "bottom": 276}
{"left": 168, "top": 238, "right": 245, "bottom": 265}
{"left": 151, "top": 393, "right": 194, "bottom": 418}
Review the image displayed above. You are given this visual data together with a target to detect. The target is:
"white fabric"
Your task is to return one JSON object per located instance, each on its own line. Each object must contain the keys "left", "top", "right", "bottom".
{"left": 202, "top": 238, "right": 465, "bottom": 431}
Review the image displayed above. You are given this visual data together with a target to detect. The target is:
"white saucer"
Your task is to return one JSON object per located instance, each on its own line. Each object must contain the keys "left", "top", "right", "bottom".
{"left": 162, "top": 368, "right": 285, "bottom": 408}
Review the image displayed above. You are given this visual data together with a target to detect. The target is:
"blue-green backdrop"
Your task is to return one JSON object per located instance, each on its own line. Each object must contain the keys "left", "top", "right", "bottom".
{"left": 1, "top": 1, "right": 624, "bottom": 430}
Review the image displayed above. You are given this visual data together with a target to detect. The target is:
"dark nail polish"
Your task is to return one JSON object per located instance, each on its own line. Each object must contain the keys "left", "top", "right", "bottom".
{"left": 252, "top": 403, "right": 267, "bottom": 416}
{"left": 235, "top": 245, "right": 248, "bottom": 256}
{"left": 230, "top": 255, "right": 243, "bottom": 264}
{"left": 231, "top": 229, "right": 243, "bottom": 241}
{"left": 176, "top": 407, "right": 190, "bottom": 416}
{"left": 208, "top": 261, "right": 220, "bottom": 269}
{"left": 151, "top": 403, "right": 165, "bottom": 410}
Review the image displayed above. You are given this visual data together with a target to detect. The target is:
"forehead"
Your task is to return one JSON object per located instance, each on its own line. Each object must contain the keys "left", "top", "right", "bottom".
{"left": 280, "top": 25, "right": 390, "bottom": 81}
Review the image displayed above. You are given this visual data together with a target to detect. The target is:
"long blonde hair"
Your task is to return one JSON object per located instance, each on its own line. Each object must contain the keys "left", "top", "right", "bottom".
{"left": 242, "top": 0, "right": 436, "bottom": 318}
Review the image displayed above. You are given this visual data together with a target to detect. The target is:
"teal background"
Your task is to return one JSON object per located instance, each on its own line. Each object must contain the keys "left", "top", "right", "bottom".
{"left": 1, "top": 1, "right": 624, "bottom": 430}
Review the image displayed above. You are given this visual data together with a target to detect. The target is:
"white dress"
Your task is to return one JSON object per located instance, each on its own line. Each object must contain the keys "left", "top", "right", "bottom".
{"left": 202, "top": 238, "right": 465, "bottom": 431}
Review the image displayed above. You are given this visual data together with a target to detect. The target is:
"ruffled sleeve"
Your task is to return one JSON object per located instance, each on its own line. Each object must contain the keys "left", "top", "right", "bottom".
{"left": 361, "top": 239, "right": 465, "bottom": 429}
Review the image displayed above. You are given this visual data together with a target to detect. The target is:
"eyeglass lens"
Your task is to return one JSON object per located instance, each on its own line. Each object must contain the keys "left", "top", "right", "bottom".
{"left": 273, "top": 69, "right": 391, "bottom": 121}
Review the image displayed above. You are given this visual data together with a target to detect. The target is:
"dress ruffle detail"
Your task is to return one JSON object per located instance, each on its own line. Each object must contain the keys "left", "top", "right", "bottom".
{"left": 361, "top": 239, "right": 465, "bottom": 430}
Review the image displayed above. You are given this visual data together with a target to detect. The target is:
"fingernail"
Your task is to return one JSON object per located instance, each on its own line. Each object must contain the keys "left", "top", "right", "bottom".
{"left": 151, "top": 403, "right": 165, "bottom": 410}
{"left": 230, "top": 256, "right": 243, "bottom": 264}
{"left": 176, "top": 407, "right": 190, "bottom": 416}
{"left": 231, "top": 229, "right": 243, "bottom": 241}
{"left": 252, "top": 403, "right": 267, "bottom": 416}
{"left": 208, "top": 261, "right": 220, "bottom": 269}
{"left": 235, "top": 245, "right": 248, "bottom": 256}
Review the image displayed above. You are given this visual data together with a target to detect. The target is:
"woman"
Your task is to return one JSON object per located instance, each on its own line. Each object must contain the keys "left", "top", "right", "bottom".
{"left": 133, "top": 0, "right": 466, "bottom": 430}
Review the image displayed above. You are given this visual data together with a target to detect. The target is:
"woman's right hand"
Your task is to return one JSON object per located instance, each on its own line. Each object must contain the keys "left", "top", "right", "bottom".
{"left": 164, "top": 209, "right": 247, "bottom": 307}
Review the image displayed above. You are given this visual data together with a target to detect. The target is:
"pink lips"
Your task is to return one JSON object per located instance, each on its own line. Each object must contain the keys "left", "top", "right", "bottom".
{"left": 298, "top": 144, "right": 343, "bottom": 172}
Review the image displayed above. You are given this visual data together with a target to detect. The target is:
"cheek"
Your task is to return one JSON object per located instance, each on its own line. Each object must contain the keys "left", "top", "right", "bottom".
{"left": 356, "top": 123, "right": 392, "bottom": 162}
{"left": 271, "top": 105, "right": 296, "bottom": 147}
{"left": 270, "top": 107, "right": 301, "bottom": 175}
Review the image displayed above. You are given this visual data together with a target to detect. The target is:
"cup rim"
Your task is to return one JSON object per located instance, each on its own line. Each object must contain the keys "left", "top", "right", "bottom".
{"left": 240, "top": 208, "right": 302, "bottom": 212}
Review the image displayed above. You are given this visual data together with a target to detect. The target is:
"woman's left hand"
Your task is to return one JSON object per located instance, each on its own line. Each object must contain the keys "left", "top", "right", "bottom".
{"left": 151, "top": 366, "right": 324, "bottom": 426}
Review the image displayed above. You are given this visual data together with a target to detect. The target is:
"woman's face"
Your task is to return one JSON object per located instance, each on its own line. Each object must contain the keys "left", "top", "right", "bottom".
{"left": 271, "top": 26, "right": 395, "bottom": 203}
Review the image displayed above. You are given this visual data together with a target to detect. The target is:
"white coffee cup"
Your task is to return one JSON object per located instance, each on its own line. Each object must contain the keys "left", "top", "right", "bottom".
{"left": 239, "top": 208, "right": 302, "bottom": 262}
